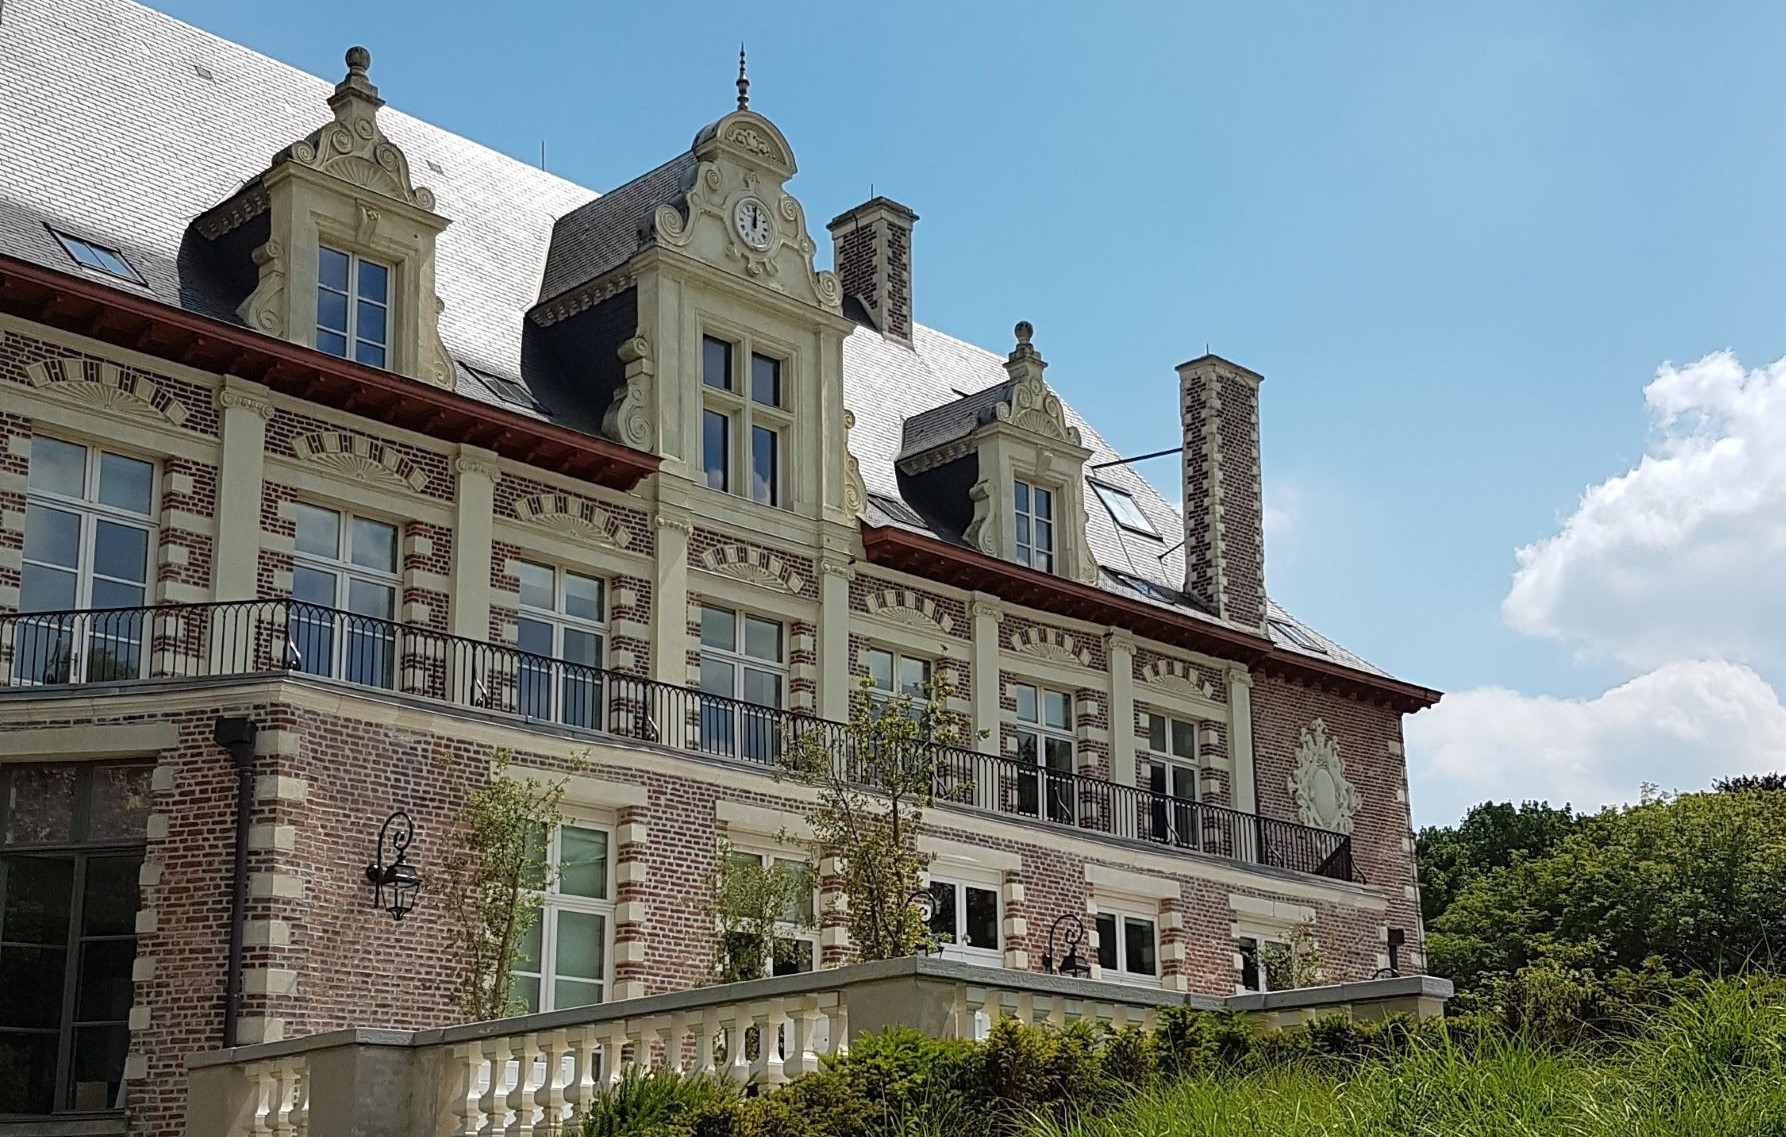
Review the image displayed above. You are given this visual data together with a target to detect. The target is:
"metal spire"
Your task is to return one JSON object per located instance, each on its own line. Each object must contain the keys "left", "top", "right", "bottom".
{"left": 736, "top": 44, "right": 749, "bottom": 110}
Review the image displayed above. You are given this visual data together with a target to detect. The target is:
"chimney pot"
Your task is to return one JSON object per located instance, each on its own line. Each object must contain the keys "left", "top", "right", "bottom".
{"left": 1178, "top": 354, "right": 1267, "bottom": 629}
{"left": 827, "top": 197, "right": 918, "bottom": 346}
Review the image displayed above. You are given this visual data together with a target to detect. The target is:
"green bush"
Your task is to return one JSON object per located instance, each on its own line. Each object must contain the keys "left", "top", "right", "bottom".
{"left": 578, "top": 1067, "right": 740, "bottom": 1137}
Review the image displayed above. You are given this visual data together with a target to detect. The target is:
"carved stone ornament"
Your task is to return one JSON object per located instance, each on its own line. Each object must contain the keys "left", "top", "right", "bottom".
{"left": 699, "top": 544, "right": 807, "bottom": 595}
{"left": 995, "top": 322, "right": 1081, "bottom": 447}
{"left": 842, "top": 409, "right": 868, "bottom": 519}
{"left": 511, "top": 493, "right": 631, "bottom": 550}
{"left": 1007, "top": 627, "right": 1093, "bottom": 668}
{"left": 292, "top": 431, "right": 429, "bottom": 494}
{"left": 1141, "top": 660, "right": 1218, "bottom": 702}
{"left": 25, "top": 358, "right": 189, "bottom": 427}
{"left": 962, "top": 478, "right": 997, "bottom": 555}
{"left": 1287, "top": 719, "right": 1362, "bottom": 835}
{"left": 865, "top": 590, "right": 954, "bottom": 635}
{"left": 602, "top": 336, "right": 656, "bottom": 450}
{"left": 276, "top": 47, "right": 435, "bottom": 210}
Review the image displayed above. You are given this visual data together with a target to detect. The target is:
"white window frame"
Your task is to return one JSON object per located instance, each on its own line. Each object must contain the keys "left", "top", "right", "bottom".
{"left": 1141, "top": 710, "right": 1200, "bottom": 846}
{"left": 512, "top": 818, "right": 616, "bottom": 1013}
{"left": 701, "top": 331, "right": 791, "bottom": 507}
{"left": 1012, "top": 681, "right": 1076, "bottom": 825}
{"left": 288, "top": 503, "right": 399, "bottom": 687}
{"left": 1092, "top": 900, "right": 1161, "bottom": 988}
{"left": 925, "top": 868, "right": 1003, "bottom": 966}
{"left": 723, "top": 843, "right": 819, "bottom": 977}
{"left": 863, "top": 645, "right": 931, "bottom": 714}
{"left": 316, "top": 244, "right": 391, "bottom": 368}
{"left": 697, "top": 604, "right": 787, "bottom": 762}
{"left": 1013, "top": 479, "right": 1056, "bottom": 572}
{"left": 18, "top": 436, "right": 157, "bottom": 684}
{"left": 1090, "top": 481, "right": 1159, "bottom": 538}
{"left": 1234, "top": 928, "right": 1296, "bottom": 994}
{"left": 513, "top": 560, "right": 607, "bottom": 728}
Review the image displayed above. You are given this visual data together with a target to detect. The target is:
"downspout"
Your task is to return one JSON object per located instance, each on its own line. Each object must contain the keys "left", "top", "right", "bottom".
{"left": 212, "top": 716, "right": 259, "bottom": 1048}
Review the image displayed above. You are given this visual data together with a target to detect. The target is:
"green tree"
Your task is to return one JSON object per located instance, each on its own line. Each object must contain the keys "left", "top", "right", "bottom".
{"left": 777, "top": 674, "right": 979, "bottom": 961}
{"left": 703, "top": 839, "right": 815, "bottom": 983}
{"left": 1416, "top": 800, "right": 1580, "bottom": 929}
{"left": 1428, "top": 790, "right": 1786, "bottom": 1000}
{"left": 1714, "top": 772, "right": 1786, "bottom": 794}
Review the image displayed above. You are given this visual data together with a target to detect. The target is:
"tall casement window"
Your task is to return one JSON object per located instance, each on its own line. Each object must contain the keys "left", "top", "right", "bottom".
{"left": 17, "top": 437, "right": 154, "bottom": 685}
{"left": 1012, "top": 682, "right": 1075, "bottom": 824}
{"left": 315, "top": 245, "right": 390, "bottom": 368}
{"left": 864, "top": 647, "right": 930, "bottom": 714}
{"left": 1013, "top": 480, "right": 1055, "bottom": 572}
{"left": 1143, "top": 712, "right": 1199, "bottom": 846}
{"left": 697, "top": 604, "right": 785, "bottom": 762}
{"left": 289, "top": 503, "right": 398, "bottom": 688}
{"left": 724, "top": 848, "right": 817, "bottom": 976}
{"left": 926, "top": 876, "right": 1002, "bottom": 964}
{"left": 1094, "top": 906, "right": 1160, "bottom": 986}
{"left": 1235, "top": 931, "right": 1295, "bottom": 993}
{"left": 512, "top": 822, "right": 613, "bottom": 1013}
{"left": 0, "top": 762, "right": 151, "bottom": 1115}
{"left": 701, "top": 334, "right": 788, "bottom": 506}
{"left": 514, "top": 561, "right": 605, "bottom": 729}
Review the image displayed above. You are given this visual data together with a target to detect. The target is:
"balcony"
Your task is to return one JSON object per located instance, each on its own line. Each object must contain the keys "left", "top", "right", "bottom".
{"left": 0, "top": 600, "right": 1361, "bottom": 883}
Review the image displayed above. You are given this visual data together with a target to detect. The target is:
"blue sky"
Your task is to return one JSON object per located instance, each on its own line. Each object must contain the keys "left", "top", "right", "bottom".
{"left": 154, "top": 1, "right": 1786, "bottom": 824}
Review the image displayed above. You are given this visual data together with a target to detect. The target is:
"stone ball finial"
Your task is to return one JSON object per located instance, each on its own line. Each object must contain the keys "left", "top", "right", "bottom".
{"left": 346, "top": 46, "right": 372, "bottom": 76}
{"left": 1014, "top": 320, "right": 1033, "bottom": 346}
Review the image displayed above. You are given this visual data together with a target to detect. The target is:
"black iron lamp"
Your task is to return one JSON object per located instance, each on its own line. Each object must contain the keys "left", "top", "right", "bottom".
{"left": 907, "top": 887, "right": 938, "bottom": 954}
{"left": 1373, "top": 927, "right": 1407, "bottom": 979}
{"left": 365, "top": 810, "right": 421, "bottom": 921}
{"left": 1041, "top": 912, "right": 1092, "bottom": 978}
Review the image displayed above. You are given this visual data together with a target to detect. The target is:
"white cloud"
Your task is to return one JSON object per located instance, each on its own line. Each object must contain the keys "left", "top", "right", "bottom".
{"left": 1406, "top": 659, "right": 1786, "bottom": 824}
{"left": 1503, "top": 350, "right": 1786, "bottom": 670}
{"left": 1264, "top": 480, "right": 1303, "bottom": 540}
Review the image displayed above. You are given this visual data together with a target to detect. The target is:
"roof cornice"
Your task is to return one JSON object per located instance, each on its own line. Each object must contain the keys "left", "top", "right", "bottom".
{"left": 860, "top": 525, "right": 1442, "bottom": 713}
{"left": 0, "top": 255, "right": 659, "bottom": 491}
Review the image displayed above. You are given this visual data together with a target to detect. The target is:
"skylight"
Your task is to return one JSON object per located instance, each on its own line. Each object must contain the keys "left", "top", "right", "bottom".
{"left": 1091, "top": 481, "right": 1158, "bottom": 537}
{"left": 470, "top": 368, "right": 544, "bottom": 412}
{"left": 1268, "top": 618, "right": 1329, "bottom": 655}
{"left": 50, "top": 229, "right": 142, "bottom": 283}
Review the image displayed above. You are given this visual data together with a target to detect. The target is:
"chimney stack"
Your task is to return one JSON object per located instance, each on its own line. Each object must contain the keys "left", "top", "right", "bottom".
{"left": 1178, "top": 355, "right": 1266, "bottom": 630}
{"left": 827, "top": 197, "right": 917, "bottom": 345}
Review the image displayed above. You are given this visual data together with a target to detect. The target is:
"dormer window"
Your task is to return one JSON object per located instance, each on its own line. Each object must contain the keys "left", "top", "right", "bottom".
{"left": 702, "top": 333, "right": 787, "bottom": 506}
{"left": 316, "top": 246, "right": 390, "bottom": 368}
{"left": 1014, "top": 480, "right": 1055, "bottom": 573}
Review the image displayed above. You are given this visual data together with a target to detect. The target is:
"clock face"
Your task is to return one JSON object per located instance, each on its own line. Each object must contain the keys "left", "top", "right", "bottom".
{"left": 734, "top": 197, "right": 773, "bottom": 250}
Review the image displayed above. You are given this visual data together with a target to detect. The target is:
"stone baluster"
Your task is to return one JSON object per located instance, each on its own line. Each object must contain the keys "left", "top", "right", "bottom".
{"left": 829, "top": 995, "right": 850, "bottom": 1058}
{"left": 243, "top": 1063, "right": 275, "bottom": 1137}
{"left": 283, "top": 1059, "right": 310, "bottom": 1137}
{"left": 447, "top": 1044, "right": 483, "bottom": 1137}
{"left": 785, "top": 994, "right": 821, "bottom": 1079}
{"left": 602, "top": 1023, "right": 630, "bottom": 1085}
{"left": 505, "top": 1032, "right": 539, "bottom": 1137}
{"left": 724, "top": 1006, "right": 753, "bottom": 1085}
{"left": 533, "top": 1028, "right": 570, "bottom": 1136}
{"left": 694, "top": 1009, "right": 721, "bottom": 1077}
{"left": 757, "top": 1000, "right": 790, "bottom": 1087}
{"left": 562, "top": 1026, "right": 601, "bottom": 1120}
{"left": 268, "top": 1059, "right": 301, "bottom": 1137}
{"left": 476, "top": 1038, "right": 505, "bottom": 1135}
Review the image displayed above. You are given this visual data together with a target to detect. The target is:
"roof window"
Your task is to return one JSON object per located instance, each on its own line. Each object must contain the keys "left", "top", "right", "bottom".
{"left": 1091, "top": 481, "right": 1159, "bottom": 537}
{"left": 469, "top": 367, "right": 545, "bottom": 412}
{"left": 1268, "top": 618, "right": 1329, "bottom": 655}
{"left": 50, "top": 228, "right": 143, "bottom": 283}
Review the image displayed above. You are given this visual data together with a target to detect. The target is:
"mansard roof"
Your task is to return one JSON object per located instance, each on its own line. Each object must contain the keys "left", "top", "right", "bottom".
{"left": 0, "top": 0, "right": 1398, "bottom": 685}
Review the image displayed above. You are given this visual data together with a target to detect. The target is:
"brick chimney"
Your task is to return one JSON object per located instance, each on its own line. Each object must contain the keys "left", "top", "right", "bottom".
{"left": 827, "top": 197, "right": 917, "bottom": 346}
{"left": 1178, "top": 355, "right": 1266, "bottom": 630}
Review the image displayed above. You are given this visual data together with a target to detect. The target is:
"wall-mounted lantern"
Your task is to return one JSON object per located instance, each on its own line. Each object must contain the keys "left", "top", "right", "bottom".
{"left": 1042, "top": 912, "right": 1092, "bottom": 978}
{"left": 907, "top": 887, "right": 938, "bottom": 955}
{"left": 365, "top": 810, "right": 421, "bottom": 921}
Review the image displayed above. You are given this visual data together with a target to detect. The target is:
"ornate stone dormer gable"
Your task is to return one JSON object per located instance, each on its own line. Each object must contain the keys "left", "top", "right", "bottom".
{"left": 195, "top": 47, "right": 455, "bottom": 388}
{"left": 895, "top": 322, "right": 1096, "bottom": 583}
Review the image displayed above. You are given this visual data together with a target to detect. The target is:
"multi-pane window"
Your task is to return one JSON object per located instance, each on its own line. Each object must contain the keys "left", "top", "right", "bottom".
{"left": 514, "top": 561, "right": 605, "bottom": 728}
{"left": 49, "top": 229, "right": 142, "bottom": 284}
{"left": 0, "top": 763, "right": 151, "bottom": 1115}
{"left": 316, "top": 245, "right": 390, "bottom": 368}
{"left": 864, "top": 647, "right": 930, "bottom": 717}
{"left": 1094, "top": 909, "right": 1159, "bottom": 984}
{"left": 1143, "top": 712, "right": 1199, "bottom": 847}
{"left": 288, "top": 504, "right": 398, "bottom": 688}
{"left": 1236, "top": 932, "right": 1294, "bottom": 993}
{"left": 1090, "top": 482, "right": 1158, "bottom": 538}
{"left": 1012, "top": 682, "right": 1075, "bottom": 824}
{"left": 512, "top": 822, "right": 613, "bottom": 1013}
{"left": 701, "top": 334, "right": 788, "bottom": 506}
{"left": 724, "top": 849, "right": 817, "bottom": 977}
{"left": 698, "top": 605, "right": 785, "bottom": 762}
{"left": 926, "top": 878, "right": 1001, "bottom": 964}
{"left": 17, "top": 437, "right": 154, "bottom": 684}
{"left": 1013, "top": 480, "right": 1055, "bottom": 572}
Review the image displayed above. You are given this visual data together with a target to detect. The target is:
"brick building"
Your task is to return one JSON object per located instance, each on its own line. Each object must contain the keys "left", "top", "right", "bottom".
{"left": 0, "top": 1, "right": 1440, "bottom": 1130}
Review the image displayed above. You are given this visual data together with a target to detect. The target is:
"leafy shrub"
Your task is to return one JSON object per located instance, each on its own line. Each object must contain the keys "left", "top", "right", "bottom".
{"left": 578, "top": 1067, "right": 740, "bottom": 1137}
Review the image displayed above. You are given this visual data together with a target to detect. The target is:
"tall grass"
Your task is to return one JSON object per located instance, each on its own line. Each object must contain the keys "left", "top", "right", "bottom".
{"left": 1025, "top": 979, "right": 1786, "bottom": 1137}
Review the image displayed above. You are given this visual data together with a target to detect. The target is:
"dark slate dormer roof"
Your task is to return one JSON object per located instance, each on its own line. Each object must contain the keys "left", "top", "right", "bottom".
{"left": 898, "top": 379, "right": 1016, "bottom": 460}
{"left": 537, "top": 151, "right": 700, "bottom": 304}
{"left": 0, "top": 0, "right": 1398, "bottom": 683}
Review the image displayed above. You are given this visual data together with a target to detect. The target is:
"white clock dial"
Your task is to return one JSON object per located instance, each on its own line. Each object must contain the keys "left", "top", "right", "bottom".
{"left": 734, "top": 197, "right": 773, "bottom": 250}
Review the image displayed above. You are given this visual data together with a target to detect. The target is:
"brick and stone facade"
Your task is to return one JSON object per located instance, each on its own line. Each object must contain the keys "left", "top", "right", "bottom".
{"left": 0, "top": 4, "right": 1440, "bottom": 1131}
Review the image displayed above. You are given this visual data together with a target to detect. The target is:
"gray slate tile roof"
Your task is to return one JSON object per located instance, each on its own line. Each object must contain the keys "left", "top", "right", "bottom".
{"left": 0, "top": 0, "right": 1392, "bottom": 682}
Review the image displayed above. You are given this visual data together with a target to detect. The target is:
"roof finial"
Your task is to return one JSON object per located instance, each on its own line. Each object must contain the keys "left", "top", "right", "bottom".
{"left": 346, "top": 45, "right": 371, "bottom": 77}
{"left": 736, "top": 43, "right": 750, "bottom": 111}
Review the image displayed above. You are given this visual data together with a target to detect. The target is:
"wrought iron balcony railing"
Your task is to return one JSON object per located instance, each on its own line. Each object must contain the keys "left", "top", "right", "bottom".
{"left": 0, "top": 599, "right": 1360, "bottom": 882}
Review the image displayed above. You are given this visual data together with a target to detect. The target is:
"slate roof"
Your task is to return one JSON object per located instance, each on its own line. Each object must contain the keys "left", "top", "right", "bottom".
{"left": 898, "top": 379, "right": 1018, "bottom": 458}
{"left": 0, "top": 0, "right": 1393, "bottom": 682}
